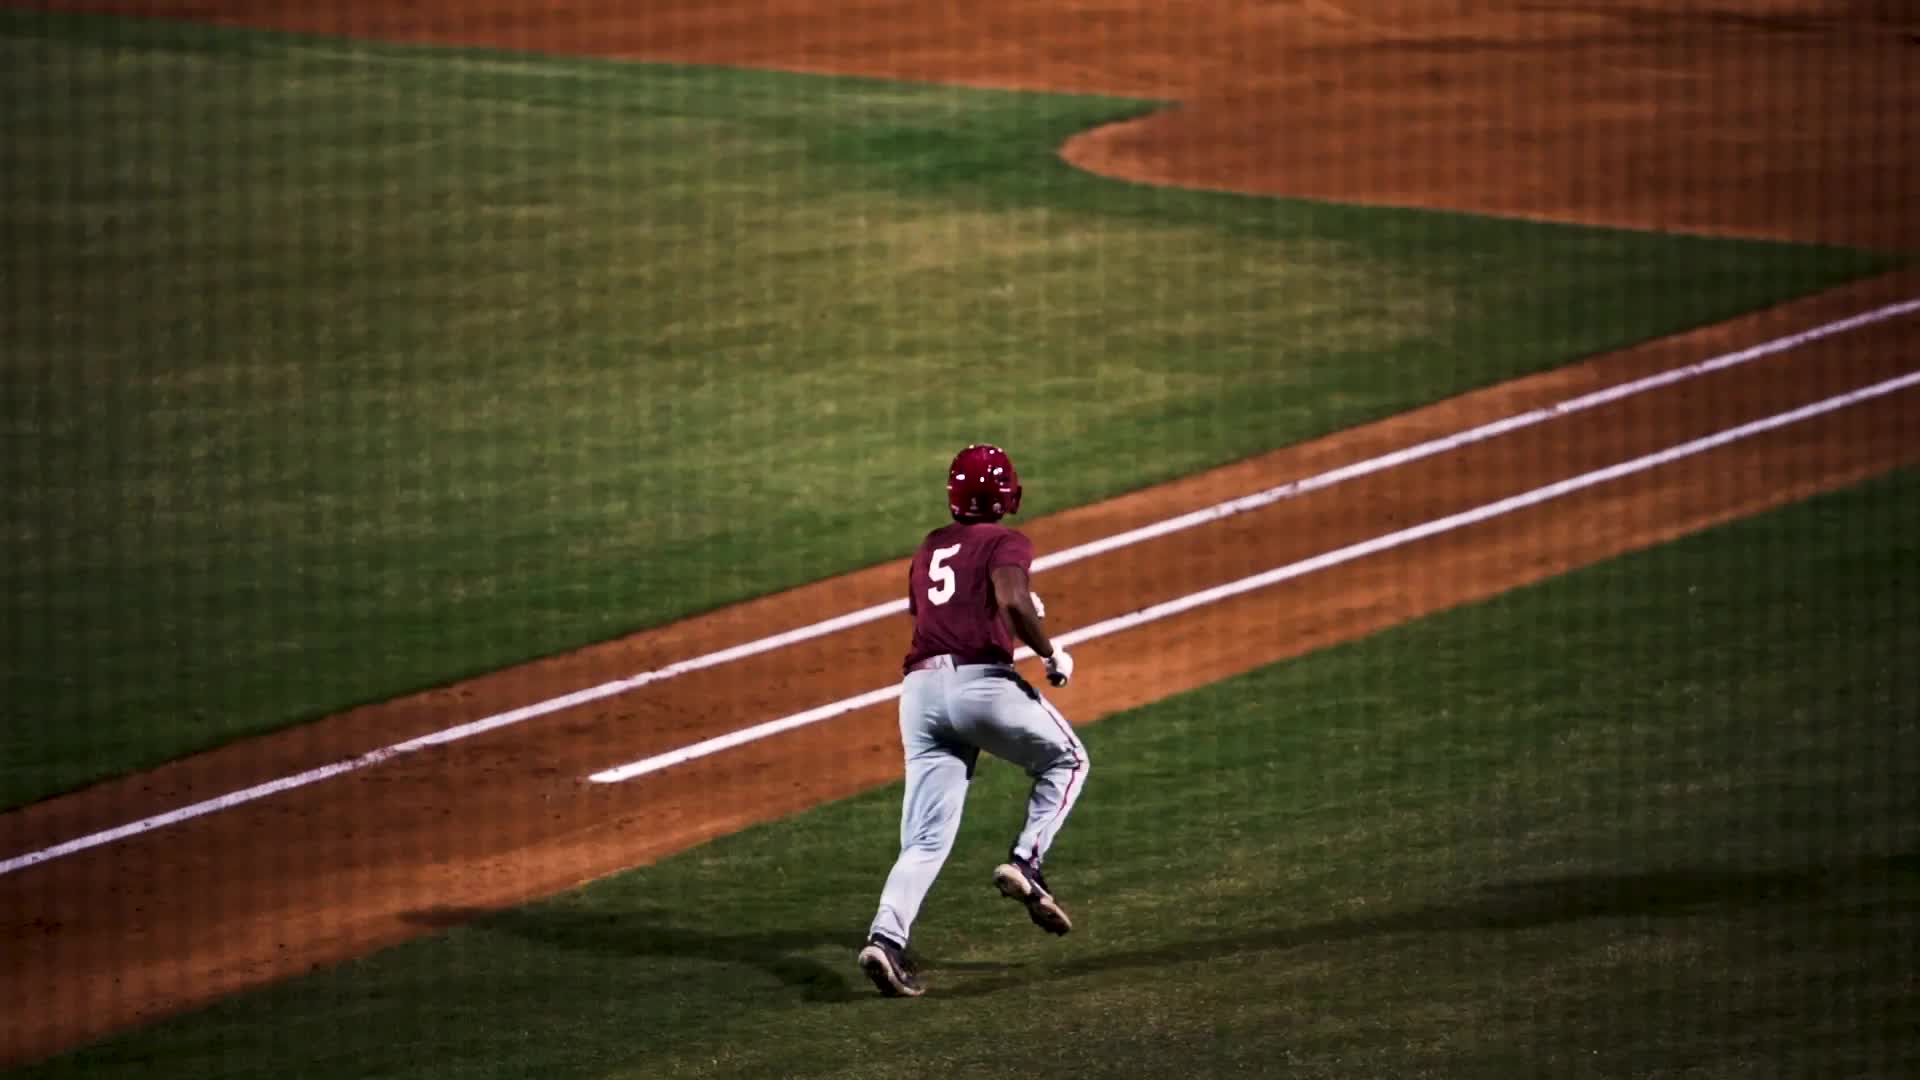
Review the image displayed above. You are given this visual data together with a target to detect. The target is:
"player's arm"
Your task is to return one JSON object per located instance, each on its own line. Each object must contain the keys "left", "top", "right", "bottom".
{"left": 990, "top": 565, "right": 1053, "bottom": 658}
{"left": 991, "top": 565, "right": 1075, "bottom": 686}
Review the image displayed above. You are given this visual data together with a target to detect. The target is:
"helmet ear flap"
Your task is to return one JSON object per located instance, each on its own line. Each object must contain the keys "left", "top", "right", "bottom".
{"left": 1007, "top": 484, "right": 1023, "bottom": 515}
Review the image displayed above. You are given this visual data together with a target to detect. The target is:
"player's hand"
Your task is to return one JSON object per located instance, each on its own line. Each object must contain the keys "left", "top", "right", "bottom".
{"left": 1030, "top": 592, "right": 1047, "bottom": 620}
{"left": 1043, "top": 646, "right": 1074, "bottom": 687}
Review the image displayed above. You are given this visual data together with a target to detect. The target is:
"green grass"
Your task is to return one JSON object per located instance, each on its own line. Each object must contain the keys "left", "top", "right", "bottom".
{"left": 20, "top": 468, "right": 1918, "bottom": 1078}
{"left": 0, "top": 10, "right": 1903, "bottom": 809}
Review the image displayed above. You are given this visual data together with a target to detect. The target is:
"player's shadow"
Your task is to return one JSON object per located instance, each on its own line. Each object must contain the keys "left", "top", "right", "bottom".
{"left": 404, "top": 904, "right": 1010, "bottom": 1004}
{"left": 406, "top": 905, "right": 874, "bottom": 1002}
{"left": 938, "top": 851, "right": 1920, "bottom": 998}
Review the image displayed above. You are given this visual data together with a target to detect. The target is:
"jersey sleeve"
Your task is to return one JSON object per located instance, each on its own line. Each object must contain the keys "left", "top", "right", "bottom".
{"left": 988, "top": 530, "right": 1035, "bottom": 573}
{"left": 906, "top": 555, "right": 919, "bottom": 615}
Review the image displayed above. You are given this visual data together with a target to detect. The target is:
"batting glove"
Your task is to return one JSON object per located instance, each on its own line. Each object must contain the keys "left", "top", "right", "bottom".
{"left": 1043, "top": 645, "right": 1074, "bottom": 688}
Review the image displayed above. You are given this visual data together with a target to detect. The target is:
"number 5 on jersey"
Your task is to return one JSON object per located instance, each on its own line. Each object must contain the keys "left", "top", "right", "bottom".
{"left": 926, "top": 543, "right": 963, "bottom": 606}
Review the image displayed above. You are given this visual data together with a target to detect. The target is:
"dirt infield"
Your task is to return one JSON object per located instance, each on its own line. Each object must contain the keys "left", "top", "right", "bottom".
{"left": 5, "top": 0, "right": 1919, "bottom": 1065}
{"left": 40, "top": 0, "right": 1920, "bottom": 250}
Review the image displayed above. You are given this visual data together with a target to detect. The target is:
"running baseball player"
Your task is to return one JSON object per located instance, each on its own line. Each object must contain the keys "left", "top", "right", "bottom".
{"left": 857, "top": 443, "right": 1088, "bottom": 998}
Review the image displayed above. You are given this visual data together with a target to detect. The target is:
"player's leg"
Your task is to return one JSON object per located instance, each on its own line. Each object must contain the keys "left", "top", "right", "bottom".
{"left": 867, "top": 738, "right": 975, "bottom": 947}
{"left": 950, "top": 666, "right": 1089, "bottom": 935}
{"left": 1014, "top": 693, "right": 1087, "bottom": 868}
{"left": 955, "top": 668, "right": 1089, "bottom": 865}
{"left": 862, "top": 671, "right": 977, "bottom": 996}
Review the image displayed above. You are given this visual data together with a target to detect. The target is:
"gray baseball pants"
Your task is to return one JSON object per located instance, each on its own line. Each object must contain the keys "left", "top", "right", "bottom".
{"left": 868, "top": 658, "right": 1089, "bottom": 947}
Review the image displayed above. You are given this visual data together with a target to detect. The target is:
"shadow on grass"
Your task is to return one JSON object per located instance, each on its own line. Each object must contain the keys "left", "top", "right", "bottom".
{"left": 404, "top": 852, "right": 1917, "bottom": 1003}
{"left": 405, "top": 904, "right": 876, "bottom": 1003}
{"left": 937, "top": 850, "right": 1920, "bottom": 998}
{"left": 403, "top": 902, "right": 1014, "bottom": 1003}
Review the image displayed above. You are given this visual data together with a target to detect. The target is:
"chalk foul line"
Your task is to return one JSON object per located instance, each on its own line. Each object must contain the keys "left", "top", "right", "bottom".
{"left": 2, "top": 300, "right": 1913, "bottom": 878}
{"left": 585, "top": 368, "right": 1920, "bottom": 784}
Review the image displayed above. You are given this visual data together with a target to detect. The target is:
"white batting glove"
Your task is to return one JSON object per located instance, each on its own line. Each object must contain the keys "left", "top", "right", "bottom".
{"left": 1030, "top": 592, "right": 1047, "bottom": 619}
{"left": 1043, "top": 645, "right": 1074, "bottom": 687}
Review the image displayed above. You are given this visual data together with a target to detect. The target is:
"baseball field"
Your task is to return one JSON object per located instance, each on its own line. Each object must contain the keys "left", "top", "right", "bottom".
{"left": 2, "top": 1, "right": 1917, "bottom": 1075}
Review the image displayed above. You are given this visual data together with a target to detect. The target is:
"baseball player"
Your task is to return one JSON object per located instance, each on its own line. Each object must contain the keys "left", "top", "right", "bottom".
{"left": 857, "top": 443, "right": 1088, "bottom": 998}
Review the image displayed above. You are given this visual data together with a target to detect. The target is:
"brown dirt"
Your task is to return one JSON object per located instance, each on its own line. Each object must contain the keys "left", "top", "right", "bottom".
{"left": 5, "top": 0, "right": 1920, "bottom": 1066}
{"left": 38, "top": 0, "right": 1920, "bottom": 250}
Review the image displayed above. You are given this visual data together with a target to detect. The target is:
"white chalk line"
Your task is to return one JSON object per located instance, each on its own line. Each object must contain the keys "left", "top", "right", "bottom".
{"left": 1035, "top": 298, "right": 1920, "bottom": 569}
{"left": 2, "top": 301, "right": 1913, "bottom": 878}
{"left": 586, "top": 368, "right": 1920, "bottom": 784}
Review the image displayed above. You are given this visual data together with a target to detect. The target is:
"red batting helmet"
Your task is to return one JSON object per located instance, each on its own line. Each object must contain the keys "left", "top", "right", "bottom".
{"left": 947, "top": 444, "right": 1023, "bottom": 521}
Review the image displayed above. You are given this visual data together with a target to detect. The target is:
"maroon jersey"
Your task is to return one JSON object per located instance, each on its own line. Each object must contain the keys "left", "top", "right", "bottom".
{"left": 902, "top": 521, "right": 1035, "bottom": 672}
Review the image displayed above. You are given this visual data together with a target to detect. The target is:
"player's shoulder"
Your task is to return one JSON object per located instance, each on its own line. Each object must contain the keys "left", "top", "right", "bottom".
{"left": 975, "top": 522, "right": 1035, "bottom": 565}
{"left": 919, "top": 520, "right": 1030, "bottom": 546}
{"left": 961, "top": 521, "right": 1029, "bottom": 545}
{"left": 913, "top": 522, "right": 961, "bottom": 558}
{"left": 986, "top": 521, "right": 1032, "bottom": 544}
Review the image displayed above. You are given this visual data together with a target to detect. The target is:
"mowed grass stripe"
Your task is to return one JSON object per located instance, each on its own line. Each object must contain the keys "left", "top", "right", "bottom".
{"left": 17, "top": 469, "right": 1917, "bottom": 1078}
{"left": 0, "top": 9, "right": 1903, "bottom": 809}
